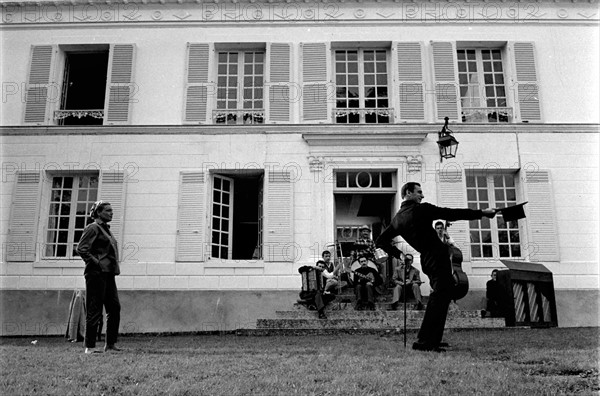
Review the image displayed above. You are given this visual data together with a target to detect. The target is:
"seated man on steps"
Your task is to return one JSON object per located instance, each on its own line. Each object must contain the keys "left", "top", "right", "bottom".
{"left": 354, "top": 255, "right": 382, "bottom": 311}
{"left": 390, "top": 254, "right": 424, "bottom": 311}
{"left": 297, "top": 260, "right": 335, "bottom": 319}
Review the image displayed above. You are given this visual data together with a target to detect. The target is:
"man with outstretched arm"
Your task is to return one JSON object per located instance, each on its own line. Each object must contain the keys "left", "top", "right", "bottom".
{"left": 376, "top": 182, "right": 496, "bottom": 352}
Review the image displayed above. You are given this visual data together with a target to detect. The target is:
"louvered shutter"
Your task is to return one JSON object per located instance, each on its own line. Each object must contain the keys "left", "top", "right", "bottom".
{"left": 511, "top": 42, "right": 541, "bottom": 122}
{"left": 395, "top": 42, "right": 425, "bottom": 121}
{"left": 264, "top": 171, "right": 293, "bottom": 262}
{"left": 98, "top": 171, "right": 126, "bottom": 255}
{"left": 437, "top": 169, "right": 471, "bottom": 262}
{"left": 184, "top": 43, "right": 212, "bottom": 124}
{"left": 105, "top": 44, "right": 136, "bottom": 125}
{"left": 176, "top": 172, "right": 206, "bottom": 262}
{"left": 23, "top": 45, "right": 55, "bottom": 125}
{"left": 301, "top": 42, "right": 330, "bottom": 123}
{"left": 523, "top": 170, "right": 558, "bottom": 262}
{"left": 431, "top": 41, "right": 460, "bottom": 121}
{"left": 267, "top": 43, "right": 291, "bottom": 123}
{"left": 6, "top": 172, "right": 42, "bottom": 262}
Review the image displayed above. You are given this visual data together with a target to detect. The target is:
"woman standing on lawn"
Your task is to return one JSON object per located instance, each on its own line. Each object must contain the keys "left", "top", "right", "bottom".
{"left": 77, "top": 201, "right": 121, "bottom": 354}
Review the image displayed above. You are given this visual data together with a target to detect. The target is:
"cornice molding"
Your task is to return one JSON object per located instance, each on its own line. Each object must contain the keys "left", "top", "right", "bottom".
{"left": 0, "top": 123, "right": 598, "bottom": 136}
{"left": 1, "top": 0, "right": 598, "bottom": 25}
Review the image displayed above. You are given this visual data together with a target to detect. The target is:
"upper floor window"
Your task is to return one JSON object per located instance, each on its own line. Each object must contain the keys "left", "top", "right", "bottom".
{"left": 45, "top": 174, "right": 98, "bottom": 258}
{"left": 457, "top": 48, "right": 510, "bottom": 123}
{"left": 214, "top": 51, "right": 264, "bottom": 125}
{"left": 334, "top": 49, "right": 391, "bottom": 124}
{"left": 467, "top": 172, "right": 521, "bottom": 258}
{"left": 56, "top": 49, "right": 109, "bottom": 125}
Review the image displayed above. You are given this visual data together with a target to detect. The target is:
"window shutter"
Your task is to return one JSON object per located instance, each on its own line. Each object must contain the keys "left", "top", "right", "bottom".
{"left": 431, "top": 41, "right": 460, "bottom": 121}
{"left": 523, "top": 170, "right": 559, "bottom": 262}
{"left": 98, "top": 171, "right": 126, "bottom": 253}
{"left": 176, "top": 172, "right": 206, "bottom": 262}
{"left": 267, "top": 43, "right": 291, "bottom": 123}
{"left": 395, "top": 42, "right": 425, "bottom": 121}
{"left": 184, "top": 43, "right": 212, "bottom": 124}
{"left": 437, "top": 169, "right": 471, "bottom": 262}
{"left": 301, "top": 42, "right": 330, "bottom": 123}
{"left": 105, "top": 44, "right": 136, "bottom": 125}
{"left": 23, "top": 45, "right": 55, "bottom": 125}
{"left": 264, "top": 171, "right": 293, "bottom": 262}
{"left": 511, "top": 42, "right": 541, "bottom": 122}
{"left": 6, "top": 172, "right": 42, "bottom": 262}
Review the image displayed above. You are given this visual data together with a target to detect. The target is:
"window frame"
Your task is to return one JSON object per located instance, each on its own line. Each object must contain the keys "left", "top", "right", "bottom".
{"left": 333, "top": 47, "right": 392, "bottom": 124}
{"left": 41, "top": 172, "right": 99, "bottom": 261}
{"left": 466, "top": 171, "right": 523, "bottom": 260}
{"left": 52, "top": 44, "right": 111, "bottom": 126}
{"left": 208, "top": 170, "right": 265, "bottom": 263}
{"left": 456, "top": 45, "right": 511, "bottom": 123}
{"left": 214, "top": 47, "right": 265, "bottom": 125}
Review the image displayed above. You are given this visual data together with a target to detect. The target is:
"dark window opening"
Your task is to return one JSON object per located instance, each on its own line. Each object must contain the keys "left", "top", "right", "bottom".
{"left": 60, "top": 51, "right": 109, "bottom": 125}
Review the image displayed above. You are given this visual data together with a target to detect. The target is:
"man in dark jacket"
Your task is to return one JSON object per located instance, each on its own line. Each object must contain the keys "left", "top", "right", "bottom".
{"left": 376, "top": 182, "right": 496, "bottom": 352}
{"left": 77, "top": 201, "right": 121, "bottom": 354}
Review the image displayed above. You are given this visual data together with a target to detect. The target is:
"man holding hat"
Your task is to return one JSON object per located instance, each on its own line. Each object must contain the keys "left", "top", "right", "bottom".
{"left": 376, "top": 182, "right": 497, "bottom": 352}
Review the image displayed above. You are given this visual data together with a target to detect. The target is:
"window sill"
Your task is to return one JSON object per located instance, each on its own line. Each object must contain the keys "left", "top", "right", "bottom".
{"left": 203, "top": 259, "right": 265, "bottom": 268}
{"left": 34, "top": 259, "right": 83, "bottom": 268}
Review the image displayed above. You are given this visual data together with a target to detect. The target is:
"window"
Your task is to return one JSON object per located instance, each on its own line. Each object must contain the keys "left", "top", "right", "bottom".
{"left": 214, "top": 51, "right": 264, "bottom": 124}
{"left": 334, "top": 49, "right": 391, "bottom": 124}
{"left": 335, "top": 171, "right": 395, "bottom": 191}
{"left": 457, "top": 48, "right": 510, "bottom": 123}
{"left": 55, "top": 47, "right": 109, "bottom": 125}
{"left": 211, "top": 172, "right": 263, "bottom": 260}
{"left": 467, "top": 173, "right": 521, "bottom": 258}
{"left": 45, "top": 174, "right": 98, "bottom": 258}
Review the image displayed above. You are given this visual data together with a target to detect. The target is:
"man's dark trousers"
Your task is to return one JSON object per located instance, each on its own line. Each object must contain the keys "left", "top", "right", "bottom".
{"left": 417, "top": 252, "right": 454, "bottom": 347}
{"left": 85, "top": 273, "right": 120, "bottom": 348}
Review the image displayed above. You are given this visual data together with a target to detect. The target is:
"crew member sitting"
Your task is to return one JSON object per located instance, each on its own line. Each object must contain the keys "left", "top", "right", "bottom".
{"left": 482, "top": 269, "right": 504, "bottom": 318}
{"left": 353, "top": 255, "right": 382, "bottom": 311}
{"left": 390, "top": 254, "right": 424, "bottom": 310}
{"left": 297, "top": 260, "right": 335, "bottom": 319}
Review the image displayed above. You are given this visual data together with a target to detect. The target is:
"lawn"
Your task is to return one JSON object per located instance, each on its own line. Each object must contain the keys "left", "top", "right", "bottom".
{"left": 1, "top": 327, "right": 598, "bottom": 395}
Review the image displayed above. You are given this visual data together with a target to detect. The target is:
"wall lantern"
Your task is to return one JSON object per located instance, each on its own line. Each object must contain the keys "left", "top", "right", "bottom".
{"left": 437, "top": 116, "right": 459, "bottom": 161}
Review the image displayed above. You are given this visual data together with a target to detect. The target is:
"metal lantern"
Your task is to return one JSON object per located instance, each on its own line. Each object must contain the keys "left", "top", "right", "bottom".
{"left": 437, "top": 116, "right": 459, "bottom": 161}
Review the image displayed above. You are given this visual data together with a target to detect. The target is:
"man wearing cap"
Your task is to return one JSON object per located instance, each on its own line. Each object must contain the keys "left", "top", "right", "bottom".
{"left": 353, "top": 225, "right": 377, "bottom": 263}
{"left": 376, "top": 182, "right": 496, "bottom": 352}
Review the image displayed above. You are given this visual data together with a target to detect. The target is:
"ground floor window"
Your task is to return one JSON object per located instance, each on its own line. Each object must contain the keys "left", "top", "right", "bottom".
{"left": 45, "top": 174, "right": 98, "bottom": 258}
{"left": 211, "top": 172, "right": 263, "bottom": 260}
{"left": 466, "top": 172, "right": 521, "bottom": 258}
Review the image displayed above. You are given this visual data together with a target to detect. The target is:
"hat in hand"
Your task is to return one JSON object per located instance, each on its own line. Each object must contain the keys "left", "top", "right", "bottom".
{"left": 495, "top": 202, "right": 527, "bottom": 222}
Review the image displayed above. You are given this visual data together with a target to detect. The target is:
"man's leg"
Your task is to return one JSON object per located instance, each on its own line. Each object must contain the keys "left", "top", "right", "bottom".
{"left": 103, "top": 274, "right": 121, "bottom": 350}
{"left": 366, "top": 285, "right": 374, "bottom": 308}
{"left": 415, "top": 271, "right": 453, "bottom": 349}
{"left": 413, "top": 283, "right": 424, "bottom": 309}
{"left": 84, "top": 274, "right": 105, "bottom": 351}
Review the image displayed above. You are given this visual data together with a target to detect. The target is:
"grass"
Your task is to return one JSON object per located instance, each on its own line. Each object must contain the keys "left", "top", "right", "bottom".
{"left": 1, "top": 327, "right": 598, "bottom": 395}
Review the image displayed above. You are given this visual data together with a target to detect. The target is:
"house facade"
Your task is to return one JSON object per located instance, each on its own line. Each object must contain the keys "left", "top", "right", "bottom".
{"left": 1, "top": 0, "right": 598, "bottom": 335}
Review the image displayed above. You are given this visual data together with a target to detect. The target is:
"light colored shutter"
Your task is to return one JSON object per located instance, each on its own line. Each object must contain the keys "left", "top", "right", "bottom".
{"left": 267, "top": 43, "right": 291, "bottom": 123}
{"left": 301, "top": 42, "right": 330, "bottom": 123}
{"left": 176, "top": 172, "right": 206, "bottom": 262}
{"left": 23, "top": 45, "right": 55, "bottom": 125}
{"left": 431, "top": 41, "right": 460, "bottom": 121}
{"left": 437, "top": 169, "right": 470, "bottom": 262}
{"left": 523, "top": 170, "right": 559, "bottom": 262}
{"left": 395, "top": 42, "right": 425, "bottom": 121}
{"left": 105, "top": 44, "right": 136, "bottom": 125}
{"left": 264, "top": 171, "right": 293, "bottom": 262}
{"left": 184, "top": 43, "right": 212, "bottom": 124}
{"left": 98, "top": 171, "right": 126, "bottom": 254}
{"left": 6, "top": 172, "right": 42, "bottom": 262}
{"left": 511, "top": 42, "right": 541, "bottom": 122}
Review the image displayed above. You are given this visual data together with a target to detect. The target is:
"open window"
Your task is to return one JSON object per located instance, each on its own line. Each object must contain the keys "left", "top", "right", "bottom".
{"left": 210, "top": 171, "right": 264, "bottom": 260}
{"left": 56, "top": 47, "right": 109, "bottom": 125}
